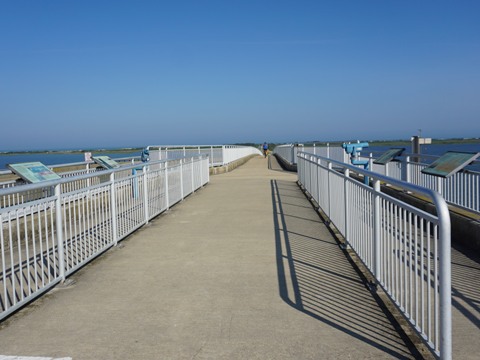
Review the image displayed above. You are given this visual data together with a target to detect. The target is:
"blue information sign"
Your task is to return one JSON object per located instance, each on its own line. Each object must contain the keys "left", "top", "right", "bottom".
{"left": 7, "top": 162, "right": 61, "bottom": 183}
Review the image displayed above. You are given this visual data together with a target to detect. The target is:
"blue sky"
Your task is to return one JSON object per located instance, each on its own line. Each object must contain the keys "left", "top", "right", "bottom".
{"left": 1, "top": 1, "right": 479, "bottom": 150}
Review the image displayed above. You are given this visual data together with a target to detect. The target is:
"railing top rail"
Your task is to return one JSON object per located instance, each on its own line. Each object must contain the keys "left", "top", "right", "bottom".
{"left": 0, "top": 154, "right": 207, "bottom": 197}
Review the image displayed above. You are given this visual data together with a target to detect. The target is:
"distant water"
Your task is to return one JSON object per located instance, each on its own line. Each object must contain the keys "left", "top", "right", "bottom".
{"left": 0, "top": 151, "right": 140, "bottom": 171}
{"left": 1, "top": 143, "right": 479, "bottom": 171}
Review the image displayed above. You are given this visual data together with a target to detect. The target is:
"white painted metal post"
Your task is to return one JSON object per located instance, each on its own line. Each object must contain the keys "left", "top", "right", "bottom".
{"left": 327, "top": 143, "right": 330, "bottom": 159}
{"left": 54, "top": 184, "right": 65, "bottom": 281}
{"left": 210, "top": 146, "right": 214, "bottom": 167}
{"left": 86, "top": 162, "right": 91, "bottom": 188}
{"left": 180, "top": 159, "right": 184, "bottom": 200}
{"left": 143, "top": 165, "right": 149, "bottom": 223}
{"left": 206, "top": 156, "right": 210, "bottom": 184}
{"left": 110, "top": 173, "right": 118, "bottom": 245}
{"left": 405, "top": 156, "right": 411, "bottom": 183}
{"left": 165, "top": 161, "right": 170, "bottom": 210}
{"left": 344, "top": 168, "right": 350, "bottom": 245}
{"left": 437, "top": 177, "right": 443, "bottom": 196}
{"left": 438, "top": 197, "right": 452, "bottom": 360}
{"left": 373, "top": 179, "right": 381, "bottom": 280}
{"left": 327, "top": 161, "right": 332, "bottom": 218}
{"left": 200, "top": 156, "right": 204, "bottom": 187}
{"left": 191, "top": 158, "right": 195, "bottom": 193}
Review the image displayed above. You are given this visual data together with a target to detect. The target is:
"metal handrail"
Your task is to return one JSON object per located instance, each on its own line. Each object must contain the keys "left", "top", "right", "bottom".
{"left": 1, "top": 154, "right": 209, "bottom": 321}
{"left": 297, "top": 151, "right": 451, "bottom": 359}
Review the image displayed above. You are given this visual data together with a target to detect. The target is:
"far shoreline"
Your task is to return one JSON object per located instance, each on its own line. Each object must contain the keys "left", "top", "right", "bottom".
{"left": 1, "top": 138, "right": 479, "bottom": 155}
{"left": 0, "top": 147, "right": 143, "bottom": 156}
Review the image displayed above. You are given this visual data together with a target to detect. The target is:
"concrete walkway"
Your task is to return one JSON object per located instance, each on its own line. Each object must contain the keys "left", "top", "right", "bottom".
{"left": 0, "top": 156, "right": 429, "bottom": 359}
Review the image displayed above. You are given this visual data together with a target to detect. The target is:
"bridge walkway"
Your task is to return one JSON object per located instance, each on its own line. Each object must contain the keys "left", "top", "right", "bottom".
{"left": 0, "top": 155, "right": 472, "bottom": 359}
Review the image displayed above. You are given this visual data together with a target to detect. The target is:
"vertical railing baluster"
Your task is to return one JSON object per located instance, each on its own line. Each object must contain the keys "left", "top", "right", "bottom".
{"left": 373, "top": 179, "right": 382, "bottom": 279}
{"left": 54, "top": 184, "right": 65, "bottom": 282}
{"left": 344, "top": 168, "right": 350, "bottom": 247}
{"left": 110, "top": 173, "right": 118, "bottom": 245}
{"left": 165, "top": 161, "right": 170, "bottom": 210}
{"left": 180, "top": 159, "right": 184, "bottom": 200}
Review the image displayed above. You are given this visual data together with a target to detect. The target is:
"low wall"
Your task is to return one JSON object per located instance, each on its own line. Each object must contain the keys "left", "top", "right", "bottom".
{"left": 273, "top": 154, "right": 297, "bottom": 172}
{"left": 209, "top": 155, "right": 259, "bottom": 175}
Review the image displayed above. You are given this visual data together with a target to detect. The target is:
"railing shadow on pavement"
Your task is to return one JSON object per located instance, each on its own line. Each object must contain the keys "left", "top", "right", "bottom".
{"left": 271, "top": 179, "right": 421, "bottom": 359}
{"left": 450, "top": 244, "right": 480, "bottom": 331}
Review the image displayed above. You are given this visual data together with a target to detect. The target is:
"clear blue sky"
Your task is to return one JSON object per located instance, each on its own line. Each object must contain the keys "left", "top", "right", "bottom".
{"left": 1, "top": 1, "right": 479, "bottom": 151}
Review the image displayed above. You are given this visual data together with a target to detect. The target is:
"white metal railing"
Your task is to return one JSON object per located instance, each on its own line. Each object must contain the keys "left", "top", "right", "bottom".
{"left": 0, "top": 155, "right": 209, "bottom": 321}
{"left": 297, "top": 151, "right": 451, "bottom": 360}
{"left": 276, "top": 144, "right": 480, "bottom": 214}
{"left": 361, "top": 152, "right": 480, "bottom": 214}
{"left": 1, "top": 145, "right": 262, "bottom": 209}
{"left": 147, "top": 145, "right": 262, "bottom": 167}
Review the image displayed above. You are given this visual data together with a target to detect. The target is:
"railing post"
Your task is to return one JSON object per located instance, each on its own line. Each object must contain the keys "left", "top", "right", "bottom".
{"left": 404, "top": 156, "right": 411, "bottom": 183}
{"left": 165, "top": 161, "right": 170, "bottom": 210}
{"left": 222, "top": 145, "right": 226, "bottom": 166}
{"left": 191, "top": 158, "right": 195, "bottom": 193}
{"left": 180, "top": 159, "right": 184, "bottom": 201}
{"left": 317, "top": 157, "right": 321, "bottom": 205}
{"left": 344, "top": 168, "right": 350, "bottom": 246}
{"left": 86, "top": 162, "right": 91, "bottom": 188}
{"left": 200, "top": 156, "right": 204, "bottom": 187}
{"left": 327, "top": 143, "right": 330, "bottom": 159}
{"left": 143, "top": 165, "right": 149, "bottom": 223}
{"left": 438, "top": 197, "right": 452, "bottom": 360}
{"left": 373, "top": 179, "right": 381, "bottom": 281}
{"left": 206, "top": 156, "right": 210, "bottom": 184}
{"left": 110, "top": 173, "right": 118, "bottom": 245}
{"left": 54, "top": 184, "right": 65, "bottom": 281}
{"left": 210, "top": 146, "right": 214, "bottom": 167}
{"left": 327, "top": 161, "right": 332, "bottom": 218}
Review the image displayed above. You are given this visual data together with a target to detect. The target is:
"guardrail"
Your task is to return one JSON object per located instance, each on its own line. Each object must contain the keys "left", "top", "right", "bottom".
{"left": 0, "top": 155, "right": 209, "bottom": 321}
{"left": 364, "top": 152, "right": 480, "bottom": 214}
{"left": 1, "top": 145, "right": 262, "bottom": 208}
{"left": 275, "top": 144, "right": 480, "bottom": 214}
{"left": 297, "top": 151, "right": 451, "bottom": 359}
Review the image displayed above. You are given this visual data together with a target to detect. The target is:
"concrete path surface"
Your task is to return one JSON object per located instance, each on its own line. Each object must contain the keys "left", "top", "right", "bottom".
{"left": 0, "top": 156, "right": 433, "bottom": 359}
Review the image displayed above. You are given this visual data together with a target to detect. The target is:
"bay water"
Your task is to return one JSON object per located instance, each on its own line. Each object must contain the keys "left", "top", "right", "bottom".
{"left": 1, "top": 143, "right": 479, "bottom": 171}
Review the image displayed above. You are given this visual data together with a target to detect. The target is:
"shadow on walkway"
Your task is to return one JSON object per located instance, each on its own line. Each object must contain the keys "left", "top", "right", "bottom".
{"left": 271, "top": 179, "right": 419, "bottom": 359}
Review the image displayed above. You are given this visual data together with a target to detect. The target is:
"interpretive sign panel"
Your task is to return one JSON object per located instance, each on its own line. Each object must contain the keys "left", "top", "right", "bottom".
{"left": 373, "top": 148, "right": 405, "bottom": 165}
{"left": 7, "top": 162, "right": 61, "bottom": 183}
{"left": 421, "top": 151, "right": 480, "bottom": 178}
{"left": 92, "top": 156, "right": 120, "bottom": 169}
